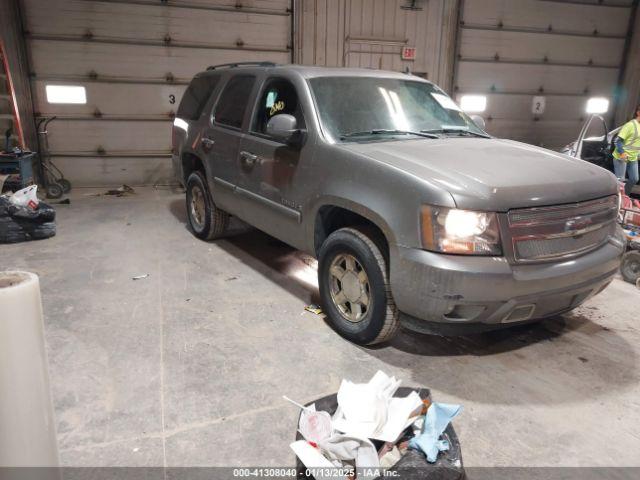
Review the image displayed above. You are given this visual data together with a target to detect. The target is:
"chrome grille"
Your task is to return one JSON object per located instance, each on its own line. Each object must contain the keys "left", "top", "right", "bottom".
{"left": 508, "top": 195, "right": 617, "bottom": 262}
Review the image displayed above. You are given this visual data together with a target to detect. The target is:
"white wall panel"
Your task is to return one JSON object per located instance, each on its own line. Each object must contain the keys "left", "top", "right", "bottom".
{"left": 454, "top": 0, "right": 634, "bottom": 149}
{"left": 32, "top": 81, "right": 188, "bottom": 117}
{"left": 463, "top": 0, "right": 632, "bottom": 35}
{"left": 23, "top": 0, "right": 292, "bottom": 186}
{"left": 456, "top": 62, "right": 619, "bottom": 94}
{"left": 45, "top": 120, "right": 171, "bottom": 153}
{"left": 23, "top": 0, "right": 289, "bottom": 49}
{"left": 51, "top": 157, "right": 174, "bottom": 186}
{"left": 29, "top": 40, "right": 288, "bottom": 80}
{"left": 460, "top": 30, "right": 625, "bottom": 65}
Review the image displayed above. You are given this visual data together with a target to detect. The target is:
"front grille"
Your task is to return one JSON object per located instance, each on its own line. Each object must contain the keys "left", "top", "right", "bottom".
{"left": 508, "top": 195, "right": 617, "bottom": 262}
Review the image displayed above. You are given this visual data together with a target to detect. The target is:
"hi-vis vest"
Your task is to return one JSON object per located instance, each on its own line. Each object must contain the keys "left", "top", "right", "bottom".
{"left": 614, "top": 118, "right": 640, "bottom": 162}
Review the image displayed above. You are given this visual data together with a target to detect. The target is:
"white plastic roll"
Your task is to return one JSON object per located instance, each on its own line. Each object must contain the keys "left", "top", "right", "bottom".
{"left": 0, "top": 271, "right": 59, "bottom": 467}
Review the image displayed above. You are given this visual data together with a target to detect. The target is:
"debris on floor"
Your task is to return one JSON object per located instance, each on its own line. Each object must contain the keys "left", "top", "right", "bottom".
{"left": 88, "top": 185, "right": 136, "bottom": 197}
{"left": 287, "top": 371, "right": 464, "bottom": 478}
{"left": 0, "top": 186, "right": 56, "bottom": 244}
{"left": 105, "top": 184, "right": 135, "bottom": 196}
{"left": 304, "top": 304, "right": 323, "bottom": 315}
{"left": 131, "top": 274, "right": 149, "bottom": 280}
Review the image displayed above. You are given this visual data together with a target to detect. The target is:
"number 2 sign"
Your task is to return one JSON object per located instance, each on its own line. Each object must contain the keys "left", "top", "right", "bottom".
{"left": 532, "top": 96, "right": 546, "bottom": 115}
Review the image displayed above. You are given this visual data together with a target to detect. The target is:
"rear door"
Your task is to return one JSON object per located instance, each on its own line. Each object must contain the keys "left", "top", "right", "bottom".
{"left": 236, "top": 76, "right": 308, "bottom": 242}
{"left": 201, "top": 74, "right": 257, "bottom": 213}
{"left": 173, "top": 74, "right": 221, "bottom": 183}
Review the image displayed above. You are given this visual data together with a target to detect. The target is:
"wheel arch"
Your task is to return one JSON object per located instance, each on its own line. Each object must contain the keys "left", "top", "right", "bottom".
{"left": 181, "top": 152, "right": 206, "bottom": 185}
{"left": 312, "top": 199, "right": 396, "bottom": 258}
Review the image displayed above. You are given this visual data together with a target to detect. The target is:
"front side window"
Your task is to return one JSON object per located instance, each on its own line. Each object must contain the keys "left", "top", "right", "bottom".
{"left": 309, "top": 77, "right": 487, "bottom": 142}
{"left": 213, "top": 75, "right": 256, "bottom": 129}
{"left": 177, "top": 75, "right": 220, "bottom": 120}
{"left": 252, "top": 78, "right": 305, "bottom": 136}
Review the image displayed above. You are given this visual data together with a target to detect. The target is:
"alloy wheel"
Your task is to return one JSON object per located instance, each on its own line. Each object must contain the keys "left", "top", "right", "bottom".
{"left": 328, "top": 253, "right": 371, "bottom": 323}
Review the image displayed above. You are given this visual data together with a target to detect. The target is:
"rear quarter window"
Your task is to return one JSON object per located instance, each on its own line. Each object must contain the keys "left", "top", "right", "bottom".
{"left": 213, "top": 75, "right": 256, "bottom": 129}
{"left": 177, "top": 75, "right": 220, "bottom": 120}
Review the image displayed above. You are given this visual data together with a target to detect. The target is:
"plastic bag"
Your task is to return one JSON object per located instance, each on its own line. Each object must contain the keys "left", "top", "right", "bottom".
{"left": 9, "top": 185, "right": 39, "bottom": 210}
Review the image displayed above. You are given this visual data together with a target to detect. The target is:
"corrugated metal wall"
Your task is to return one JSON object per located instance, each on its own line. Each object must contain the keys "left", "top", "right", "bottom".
{"left": 616, "top": 0, "right": 640, "bottom": 125}
{"left": 294, "top": 0, "right": 459, "bottom": 90}
{"left": 21, "top": 0, "right": 292, "bottom": 186}
{"left": 453, "top": 0, "right": 636, "bottom": 149}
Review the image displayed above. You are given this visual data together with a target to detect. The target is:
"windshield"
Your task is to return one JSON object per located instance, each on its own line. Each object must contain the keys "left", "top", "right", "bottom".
{"left": 309, "top": 76, "right": 487, "bottom": 142}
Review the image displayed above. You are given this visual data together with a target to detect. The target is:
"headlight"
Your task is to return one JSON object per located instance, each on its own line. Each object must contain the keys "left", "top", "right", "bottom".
{"left": 421, "top": 205, "right": 502, "bottom": 255}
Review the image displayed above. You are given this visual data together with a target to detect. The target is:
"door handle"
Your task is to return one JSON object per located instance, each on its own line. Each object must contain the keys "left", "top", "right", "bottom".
{"left": 240, "top": 151, "right": 258, "bottom": 166}
{"left": 201, "top": 137, "right": 215, "bottom": 147}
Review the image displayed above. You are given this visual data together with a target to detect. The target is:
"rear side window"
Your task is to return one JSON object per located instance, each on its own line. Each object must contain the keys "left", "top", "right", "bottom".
{"left": 213, "top": 75, "right": 256, "bottom": 129}
{"left": 177, "top": 75, "right": 220, "bottom": 120}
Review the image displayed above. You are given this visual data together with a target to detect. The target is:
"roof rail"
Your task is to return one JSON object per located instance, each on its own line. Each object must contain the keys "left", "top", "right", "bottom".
{"left": 206, "top": 61, "right": 277, "bottom": 71}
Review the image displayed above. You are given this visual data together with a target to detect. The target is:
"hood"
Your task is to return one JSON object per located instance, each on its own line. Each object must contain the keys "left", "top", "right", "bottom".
{"left": 340, "top": 137, "right": 618, "bottom": 211}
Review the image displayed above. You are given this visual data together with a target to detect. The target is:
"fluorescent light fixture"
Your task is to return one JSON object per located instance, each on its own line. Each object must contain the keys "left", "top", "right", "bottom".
{"left": 45, "top": 85, "right": 87, "bottom": 104}
{"left": 459, "top": 95, "right": 487, "bottom": 113}
{"left": 586, "top": 97, "right": 609, "bottom": 114}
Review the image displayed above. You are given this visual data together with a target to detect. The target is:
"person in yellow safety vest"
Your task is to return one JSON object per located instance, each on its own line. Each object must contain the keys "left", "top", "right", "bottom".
{"left": 613, "top": 103, "right": 640, "bottom": 196}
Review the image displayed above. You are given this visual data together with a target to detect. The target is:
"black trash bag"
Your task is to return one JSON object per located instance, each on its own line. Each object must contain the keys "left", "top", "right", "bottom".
{"left": 0, "top": 216, "right": 29, "bottom": 243}
{"left": 0, "top": 196, "right": 10, "bottom": 217}
{"left": 6, "top": 200, "right": 56, "bottom": 222}
{"left": 0, "top": 217, "right": 56, "bottom": 243}
{"left": 0, "top": 196, "right": 57, "bottom": 243}
{"left": 295, "top": 387, "right": 465, "bottom": 480}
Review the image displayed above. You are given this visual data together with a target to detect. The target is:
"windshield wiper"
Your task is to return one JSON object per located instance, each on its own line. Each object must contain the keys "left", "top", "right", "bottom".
{"left": 340, "top": 129, "right": 439, "bottom": 140}
{"left": 421, "top": 128, "right": 490, "bottom": 138}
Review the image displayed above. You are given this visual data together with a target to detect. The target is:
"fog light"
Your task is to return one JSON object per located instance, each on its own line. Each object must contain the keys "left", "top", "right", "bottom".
{"left": 502, "top": 305, "right": 535, "bottom": 323}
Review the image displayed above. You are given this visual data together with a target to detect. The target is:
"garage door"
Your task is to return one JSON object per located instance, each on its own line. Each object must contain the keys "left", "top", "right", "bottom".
{"left": 21, "top": 0, "right": 292, "bottom": 186}
{"left": 453, "top": 0, "right": 636, "bottom": 150}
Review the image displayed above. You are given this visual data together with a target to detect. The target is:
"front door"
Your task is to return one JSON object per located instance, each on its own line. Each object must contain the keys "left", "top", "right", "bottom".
{"left": 575, "top": 114, "right": 610, "bottom": 169}
{"left": 236, "top": 77, "right": 308, "bottom": 243}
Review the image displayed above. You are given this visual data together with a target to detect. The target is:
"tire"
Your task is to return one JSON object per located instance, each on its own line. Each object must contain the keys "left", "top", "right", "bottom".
{"left": 318, "top": 227, "right": 399, "bottom": 345}
{"left": 621, "top": 251, "right": 640, "bottom": 284}
{"left": 46, "top": 182, "right": 63, "bottom": 199}
{"left": 58, "top": 178, "right": 72, "bottom": 194}
{"left": 185, "top": 171, "right": 229, "bottom": 240}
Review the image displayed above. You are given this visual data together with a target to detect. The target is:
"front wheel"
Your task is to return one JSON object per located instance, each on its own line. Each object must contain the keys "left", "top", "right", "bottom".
{"left": 318, "top": 227, "right": 399, "bottom": 345}
{"left": 186, "top": 171, "right": 229, "bottom": 240}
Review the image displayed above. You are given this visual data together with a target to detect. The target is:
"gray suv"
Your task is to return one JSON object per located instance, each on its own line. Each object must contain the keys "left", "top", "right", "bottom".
{"left": 172, "top": 62, "right": 625, "bottom": 345}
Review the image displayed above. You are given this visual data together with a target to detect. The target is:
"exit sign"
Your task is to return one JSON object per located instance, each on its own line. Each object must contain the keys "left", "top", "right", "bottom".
{"left": 401, "top": 46, "right": 416, "bottom": 60}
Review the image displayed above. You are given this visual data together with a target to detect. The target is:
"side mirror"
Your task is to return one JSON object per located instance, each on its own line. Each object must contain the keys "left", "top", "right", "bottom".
{"left": 470, "top": 114, "right": 486, "bottom": 131}
{"left": 266, "top": 114, "right": 304, "bottom": 145}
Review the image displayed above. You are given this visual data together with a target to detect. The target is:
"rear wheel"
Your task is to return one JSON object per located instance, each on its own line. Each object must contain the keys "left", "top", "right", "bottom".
{"left": 186, "top": 171, "right": 229, "bottom": 240}
{"left": 318, "top": 227, "right": 399, "bottom": 345}
{"left": 46, "top": 182, "right": 63, "bottom": 199}
{"left": 621, "top": 251, "right": 640, "bottom": 284}
{"left": 59, "top": 178, "right": 72, "bottom": 194}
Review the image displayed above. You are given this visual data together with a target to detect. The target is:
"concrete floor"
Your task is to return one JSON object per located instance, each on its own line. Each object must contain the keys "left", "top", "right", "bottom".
{"left": 2, "top": 186, "right": 640, "bottom": 468}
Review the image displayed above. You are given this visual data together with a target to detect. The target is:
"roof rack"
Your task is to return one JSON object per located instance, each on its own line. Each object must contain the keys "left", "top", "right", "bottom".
{"left": 206, "top": 61, "right": 277, "bottom": 71}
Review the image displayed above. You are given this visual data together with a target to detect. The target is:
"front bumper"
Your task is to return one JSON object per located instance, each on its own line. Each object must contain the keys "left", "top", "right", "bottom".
{"left": 390, "top": 228, "right": 625, "bottom": 330}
